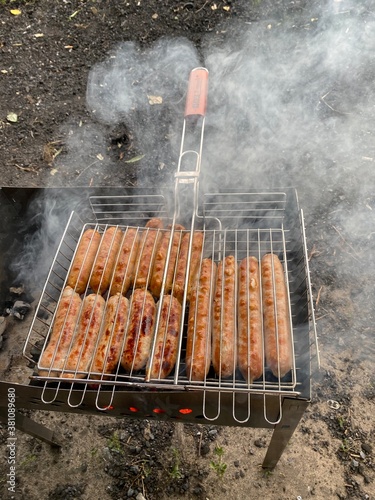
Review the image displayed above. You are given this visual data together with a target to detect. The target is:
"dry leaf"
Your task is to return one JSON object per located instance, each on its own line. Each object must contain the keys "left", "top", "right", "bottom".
{"left": 50, "top": 169, "right": 58, "bottom": 176}
{"left": 147, "top": 95, "right": 163, "bottom": 105}
{"left": 10, "top": 9, "right": 21, "bottom": 16}
{"left": 7, "top": 113, "right": 18, "bottom": 123}
{"left": 124, "top": 154, "right": 145, "bottom": 164}
{"left": 223, "top": 6, "right": 230, "bottom": 11}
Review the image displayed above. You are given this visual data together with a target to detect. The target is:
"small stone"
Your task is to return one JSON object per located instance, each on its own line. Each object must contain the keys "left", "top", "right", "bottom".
{"left": 80, "top": 462, "right": 88, "bottom": 473}
{"left": 254, "top": 439, "right": 266, "bottom": 448}
{"left": 361, "top": 443, "right": 372, "bottom": 454}
{"left": 0, "top": 317, "right": 7, "bottom": 336}
{"left": 200, "top": 442, "right": 210, "bottom": 456}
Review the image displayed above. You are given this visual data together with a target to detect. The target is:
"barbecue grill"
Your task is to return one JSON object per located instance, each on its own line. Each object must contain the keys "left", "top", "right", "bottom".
{"left": 0, "top": 69, "right": 319, "bottom": 470}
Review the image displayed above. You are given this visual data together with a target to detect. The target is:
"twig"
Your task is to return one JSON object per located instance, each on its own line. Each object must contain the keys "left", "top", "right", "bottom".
{"left": 15, "top": 164, "right": 38, "bottom": 173}
{"left": 76, "top": 159, "right": 99, "bottom": 179}
{"left": 320, "top": 91, "right": 351, "bottom": 115}
{"left": 315, "top": 313, "right": 330, "bottom": 321}
{"left": 196, "top": 1, "right": 209, "bottom": 14}
{"left": 315, "top": 286, "right": 323, "bottom": 308}
{"left": 331, "top": 225, "right": 361, "bottom": 260}
{"left": 198, "top": 431, "right": 203, "bottom": 456}
{"left": 308, "top": 244, "right": 321, "bottom": 261}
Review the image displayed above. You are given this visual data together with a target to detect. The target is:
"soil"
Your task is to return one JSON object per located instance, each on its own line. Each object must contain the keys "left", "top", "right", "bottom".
{"left": 0, "top": 1, "right": 375, "bottom": 500}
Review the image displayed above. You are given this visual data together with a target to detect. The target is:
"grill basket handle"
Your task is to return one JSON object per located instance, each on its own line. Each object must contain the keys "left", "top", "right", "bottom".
{"left": 185, "top": 67, "right": 209, "bottom": 117}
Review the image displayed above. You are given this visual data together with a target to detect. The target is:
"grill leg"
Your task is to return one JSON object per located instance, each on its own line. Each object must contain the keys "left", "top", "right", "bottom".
{"left": 262, "top": 398, "right": 309, "bottom": 470}
{"left": 0, "top": 407, "right": 61, "bottom": 448}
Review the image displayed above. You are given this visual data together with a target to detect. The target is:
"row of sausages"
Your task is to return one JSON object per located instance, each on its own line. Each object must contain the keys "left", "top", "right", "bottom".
{"left": 66, "top": 219, "right": 203, "bottom": 302}
{"left": 39, "top": 288, "right": 181, "bottom": 380}
{"left": 186, "top": 253, "right": 292, "bottom": 382}
{"left": 39, "top": 240, "right": 292, "bottom": 381}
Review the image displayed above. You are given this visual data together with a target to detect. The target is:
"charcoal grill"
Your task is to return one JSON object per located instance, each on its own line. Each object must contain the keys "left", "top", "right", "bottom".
{"left": 0, "top": 69, "right": 319, "bottom": 470}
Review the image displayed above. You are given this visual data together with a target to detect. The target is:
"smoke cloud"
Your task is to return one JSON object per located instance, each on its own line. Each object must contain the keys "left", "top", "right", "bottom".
{"left": 55, "top": 0, "right": 374, "bottom": 357}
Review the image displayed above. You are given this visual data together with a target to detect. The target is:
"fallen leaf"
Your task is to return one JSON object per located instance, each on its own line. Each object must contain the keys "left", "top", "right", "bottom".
{"left": 124, "top": 154, "right": 145, "bottom": 164}
{"left": 147, "top": 95, "right": 163, "bottom": 105}
{"left": 223, "top": 6, "right": 230, "bottom": 11}
{"left": 50, "top": 168, "right": 58, "bottom": 176}
{"left": 10, "top": 9, "right": 21, "bottom": 16}
{"left": 7, "top": 113, "right": 18, "bottom": 123}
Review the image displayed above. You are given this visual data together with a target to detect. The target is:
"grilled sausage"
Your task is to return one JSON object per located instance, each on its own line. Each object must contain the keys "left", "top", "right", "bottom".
{"left": 89, "top": 226, "right": 123, "bottom": 295}
{"left": 261, "top": 253, "right": 293, "bottom": 378}
{"left": 38, "top": 286, "right": 82, "bottom": 376}
{"left": 149, "top": 224, "right": 185, "bottom": 298}
{"left": 146, "top": 295, "right": 182, "bottom": 380}
{"left": 109, "top": 227, "right": 140, "bottom": 296}
{"left": 63, "top": 294, "right": 106, "bottom": 378}
{"left": 237, "top": 256, "right": 263, "bottom": 382}
{"left": 186, "top": 258, "right": 216, "bottom": 381}
{"left": 134, "top": 218, "right": 164, "bottom": 289}
{"left": 212, "top": 255, "right": 237, "bottom": 378}
{"left": 173, "top": 231, "right": 204, "bottom": 303}
{"left": 66, "top": 228, "right": 101, "bottom": 294}
{"left": 91, "top": 294, "right": 129, "bottom": 379}
{"left": 121, "top": 289, "right": 156, "bottom": 372}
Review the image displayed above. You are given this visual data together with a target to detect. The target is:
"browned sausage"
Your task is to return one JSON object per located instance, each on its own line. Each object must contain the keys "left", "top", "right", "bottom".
{"left": 212, "top": 255, "right": 237, "bottom": 378}
{"left": 146, "top": 295, "right": 182, "bottom": 380}
{"left": 237, "top": 256, "right": 263, "bottom": 382}
{"left": 173, "top": 231, "right": 204, "bottom": 303}
{"left": 63, "top": 294, "right": 106, "bottom": 378}
{"left": 121, "top": 288, "right": 156, "bottom": 372}
{"left": 91, "top": 294, "right": 129, "bottom": 379}
{"left": 261, "top": 253, "right": 292, "bottom": 378}
{"left": 134, "top": 218, "right": 164, "bottom": 289}
{"left": 109, "top": 227, "right": 140, "bottom": 296}
{"left": 186, "top": 258, "right": 216, "bottom": 381}
{"left": 149, "top": 224, "right": 185, "bottom": 298}
{"left": 38, "top": 286, "right": 82, "bottom": 376}
{"left": 66, "top": 229, "right": 101, "bottom": 294}
{"left": 89, "top": 226, "right": 123, "bottom": 295}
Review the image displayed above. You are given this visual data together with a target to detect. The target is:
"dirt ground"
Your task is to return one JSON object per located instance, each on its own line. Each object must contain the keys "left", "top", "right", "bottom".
{"left": 1, "top": 0, "right": 375, "bottom": 499}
